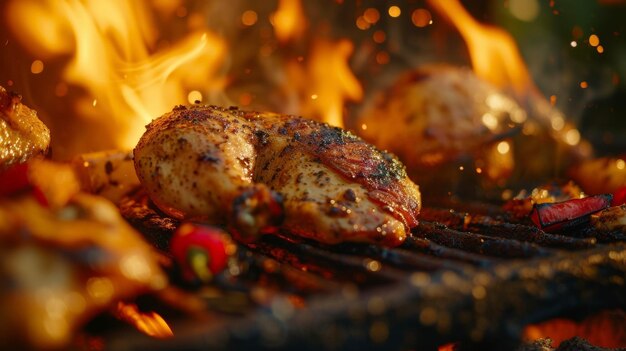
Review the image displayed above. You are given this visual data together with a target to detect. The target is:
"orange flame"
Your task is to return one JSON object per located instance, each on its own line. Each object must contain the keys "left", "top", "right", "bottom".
{"left": 427, "top": 0, "right": 589, "bottom": 155}
{"left": 426, "top": 0, "right": 534, "bottom": 98}
{"left": 273, "top": 0, "right": 307, "bottom": 43}
{"left": 286, "top": 39, "right": 363, "bottom": 128}
{"left": 115, "top": 302, "right": 173, "bottom": 339}
{"left": 5, "top": 0, "right": 226, "bottom": 150}
{"left": 271, "top": 0, "right": 362, "bottom": 128}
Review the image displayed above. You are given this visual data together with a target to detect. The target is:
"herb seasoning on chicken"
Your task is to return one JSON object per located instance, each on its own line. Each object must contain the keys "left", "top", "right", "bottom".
{"left": 134, "top": 105, "right": 421, "bottom": 246}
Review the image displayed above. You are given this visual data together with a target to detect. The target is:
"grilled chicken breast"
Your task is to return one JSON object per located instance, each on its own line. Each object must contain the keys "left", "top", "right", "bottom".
{"left": 357, "top": 65, "right": 524, "bottom": 171}
{"left": 134, "top": 105, "right": 421, "bottom": 246}
{"left": 0, "top": 86, "right": 50, "bottom": 169}
{"left": 355, "top": 65, "right": 591, "bottom": 198}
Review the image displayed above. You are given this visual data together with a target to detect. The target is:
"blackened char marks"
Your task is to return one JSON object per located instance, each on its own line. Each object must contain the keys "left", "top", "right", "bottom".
{"left": 254, "top": 130, "right": 270, "bottom": 146}
{"left": 274, "top": 118, "right": 419, "bottom": 228}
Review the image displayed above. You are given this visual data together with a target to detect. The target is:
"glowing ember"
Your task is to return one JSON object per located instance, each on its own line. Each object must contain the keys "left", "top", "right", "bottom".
{"left": 388, "top": 6, "right": 401, "bottom": 18}
{"left": 497, "top": 141, "right": 511, "bottom": 154}
{"left": 412, "top": 9, "right": 433, "bottom": 27}
{"left": 363, "top": 8, "right": 381, "bottom": 24}
{"left": 523, "top": 310, "right": 626, "bottom": 348}
{"left": 30, "top": 60, "right": 44, "bottom": 74}
{"left": 115, "top": 302, "right": 173, "bottom": 339}
{"left": 241, "top": 10, "right": 258, "bottom": 26}
{"left": 373, "top": 30, "right": 386, "bottom": 43}
{"left": 438, "top": 343, "right": 456, "bottom": 351}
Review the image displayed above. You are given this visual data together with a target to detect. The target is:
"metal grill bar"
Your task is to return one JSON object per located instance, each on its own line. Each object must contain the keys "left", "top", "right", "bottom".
{"left": 117, "top": 192, "right": 626, "bottom": 350}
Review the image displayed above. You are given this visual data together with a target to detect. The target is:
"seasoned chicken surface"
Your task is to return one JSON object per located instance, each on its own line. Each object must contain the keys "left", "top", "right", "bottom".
{"left": 592, "top": 204, "right": 626, "bottom": 233}
{"left": 134, "top": 105, "right": 421, "bottom": 246}
{"left": 0, "top": 86, "right": 50, "bottom": 169}
{"left": 357, "top": 65, "right": 524, "bottom": 171}
{"left": 355, "top": 65, "right": 590, "bottom": 198}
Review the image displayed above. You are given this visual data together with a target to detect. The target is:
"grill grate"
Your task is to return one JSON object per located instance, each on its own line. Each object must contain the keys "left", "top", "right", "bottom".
{"left": 113, "top": 191, "right": 626, "bottom": 350}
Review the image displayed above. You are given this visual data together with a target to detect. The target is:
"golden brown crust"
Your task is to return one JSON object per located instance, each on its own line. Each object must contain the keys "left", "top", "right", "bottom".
{"left": 357, "top": 65, "right": 523, "bottom": 171}
{"left": 0, "top": 86, "right": 50, "bottom": 169}
{"left": 134, "top": 105, "right": 421, "bottom": 246}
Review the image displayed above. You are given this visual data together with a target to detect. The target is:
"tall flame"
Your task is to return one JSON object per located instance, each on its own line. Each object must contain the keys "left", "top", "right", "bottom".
{"left": 271, "top": 0, "right": 362, "bottom": 128}
{"left": 5, "top": 0, "right": 226, "bottom": 150}
{"left": 273, "top": 0, "right": 307, "bottom": 43}
{"left": 426, "top": 0, "right": 534, "bottom": 98}
{"left": 284, "top": 39, "right": 363, "bottom": 128}
{"left": 427, "top": 0, "right": 589, "bottom": 155}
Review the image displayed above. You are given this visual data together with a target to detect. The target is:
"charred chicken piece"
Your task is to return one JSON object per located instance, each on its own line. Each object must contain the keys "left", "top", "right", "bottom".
{"left": 0, "top": 86, "right": 50, "bottom": 169}
{"left": 134, "top": 105, "right": 421, "bottom": 246}
{"left": 592, "top": 204, "right": 626, "bottom": 233}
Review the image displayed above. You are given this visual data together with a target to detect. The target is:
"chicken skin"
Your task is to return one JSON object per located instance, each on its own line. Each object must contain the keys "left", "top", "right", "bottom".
{"left": 0, "top": 86, "right": 50, "bottom": 169}
{"left": 134, "top": 105, "right": 421, "bottom": 246}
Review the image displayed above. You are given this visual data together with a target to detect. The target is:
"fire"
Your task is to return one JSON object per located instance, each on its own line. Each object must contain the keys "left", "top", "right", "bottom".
{"left": 272, "top": 0, "right": 362, "bottom": 127}
{"left": 5, "top": 0, "right": 360, "bottom": 151}
{"left": 427, "top": 0, "right": 589, "bottom": 157}
{"left": 272, "top": 0, "right": 307, "bottom": 43}
{"left": 523, "top": 310, "right": 626, "bottom": 348}
{"left": 284, "top": 39, "right": 363, "bottom": 128}
{"left": 5, "top": 0, "right": 226, "bottom": 151}
{"left": 115, "top": 302, "right": 173, "bottom": 339}
{"left": 426, "top": 0, "right": 534, "bottom": 98}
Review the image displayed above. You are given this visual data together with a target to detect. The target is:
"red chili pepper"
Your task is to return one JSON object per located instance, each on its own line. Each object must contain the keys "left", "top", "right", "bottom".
{"left": 170, "top": 223, "right": 233, "bottom": 283}
{"left": 0, "top": 163, "right": 49, "bottom": 206}
{"left": 612, "top": 186, "right": 626, "bottom": 206}
{"left": 530, "top": 194, "right": 612, "bottom": 233}
{"left": 0, "top": 163, "right": 31, "bottom": 197}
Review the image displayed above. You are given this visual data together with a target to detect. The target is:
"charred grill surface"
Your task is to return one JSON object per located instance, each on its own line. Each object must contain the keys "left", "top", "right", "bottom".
{"left": 116, "top": 191, "right": 626, "bottom": 351}
{"left": 420, "top": 208, "right": 598, "bottom": 249}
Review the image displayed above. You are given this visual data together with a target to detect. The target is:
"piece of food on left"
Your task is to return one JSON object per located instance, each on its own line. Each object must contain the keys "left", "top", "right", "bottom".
{"left": 134, "top": 105, "right": 421, "bottom": 246}
{"left": 0, "top": 85, "right": 50, "bottom": 169}
{"left": 0, "top": 160, "right": 167, "bottom": 349}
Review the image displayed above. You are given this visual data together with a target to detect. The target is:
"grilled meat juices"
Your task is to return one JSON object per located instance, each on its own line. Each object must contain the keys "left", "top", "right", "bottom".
{"left": 134, "top": 105, "right": 421, "bottom": 246}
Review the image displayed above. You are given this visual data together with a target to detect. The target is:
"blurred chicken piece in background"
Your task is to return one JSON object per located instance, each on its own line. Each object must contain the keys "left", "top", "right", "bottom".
{"left": 0, "top": 85, "right": 50, "bottom": 169}
{"left": 0, "top": 160, "right": 167, "bottom": 349}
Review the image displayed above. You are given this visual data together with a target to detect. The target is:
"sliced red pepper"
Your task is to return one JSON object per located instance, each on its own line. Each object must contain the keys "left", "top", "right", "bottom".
{"left": 170, "top": 223, "right": 234, "bottom": 283}
{"left": 530, "top": 194, "right": 612, "bottom": 233}
{"left": 611, "top": 186, "right": 626, "bottom": 206}
{"left": 0, "top": 163, "right": 50, "bottom": 206}
{"left": 0, "top": 163, "right": 31, "bottom": 197}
